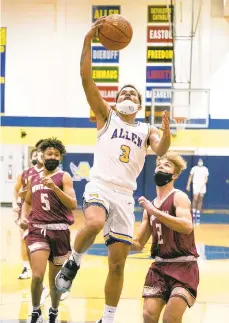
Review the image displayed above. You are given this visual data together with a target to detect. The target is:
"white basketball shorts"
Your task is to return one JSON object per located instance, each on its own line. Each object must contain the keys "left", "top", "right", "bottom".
{"left": 83, "top": 180, "right": 135, "bottom": 245}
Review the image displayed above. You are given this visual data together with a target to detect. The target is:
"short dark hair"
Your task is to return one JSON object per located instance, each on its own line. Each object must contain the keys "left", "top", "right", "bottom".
{"left": 35, "top": 139, "right": 45, "bottom": 149}
{"left": 40, "top": 137, "right": 66, "bottom": 155}
{"left": 116, "top": 84, "right": 142, "bottom": 105}
{"left": 30, "top": 148, "right": 37, "bottom": 159}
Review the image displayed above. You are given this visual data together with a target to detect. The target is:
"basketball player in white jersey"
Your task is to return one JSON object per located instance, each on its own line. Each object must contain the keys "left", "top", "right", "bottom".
{"left": 56, "top": 17, "right": 171, "bottom": 323}
{"left": 186, "top": 158, "right": 209, "bottom": 225}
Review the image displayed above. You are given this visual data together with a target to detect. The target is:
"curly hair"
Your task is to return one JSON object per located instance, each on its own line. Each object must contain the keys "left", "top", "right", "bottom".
{"left": 35, "top": 139, "right": 45, "bottom": 149}
{"left": 116, "top": 84, "right": 142, "bottom": 105}
{"left": 40, "top": 137, "right": 66, "bottom": 155}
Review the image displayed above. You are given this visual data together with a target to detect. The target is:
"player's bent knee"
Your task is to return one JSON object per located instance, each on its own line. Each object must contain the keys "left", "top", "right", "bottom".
{"left": 143, "top": 308, "right": 159, "bottom": 323}
{"left": 108, "top": 261, "right": 125, "bottom": 276}
{"left": 86, "top": 218, "right": 105, "bottom": 234}
{"left": 32, "top": 274, "right": 44, "bottom": 285}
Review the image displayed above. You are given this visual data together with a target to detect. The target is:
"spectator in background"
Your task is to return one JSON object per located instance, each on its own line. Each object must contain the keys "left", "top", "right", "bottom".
{"left": 186, "top": 158, "right": 209, "bottom": 225}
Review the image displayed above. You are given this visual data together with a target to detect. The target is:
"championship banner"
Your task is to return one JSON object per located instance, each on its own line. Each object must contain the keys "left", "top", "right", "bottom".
{"left": 98, "top": 86, "right": 118, "bottom": 103}
{"left": 146, "top": 66, "right": 172, "bottom": 83}
{"left": 145, "top": 86, "right": 171, "bottom": 104}
{"left": 0, "top": 27, "right": 6, "bottom": 114}
{"left": 148, "top": 5, "right": 174, "bottom": 23}
{"left": 147, "top": 25, "right": 173, "bottom": 43}
{"left": 147, "top": 46, "right": 173, "bottom": 63}
{"left": 92, "top": 46, "right": 119, "bottom": 64}
{"left": 92, "top": 5, "right": 121, "bottom": 22}
{"left": 92, "top": 66, "right": 119, "bottom": 83}
{"left": 92, "top": 5, "right": 121, "bottom": 43}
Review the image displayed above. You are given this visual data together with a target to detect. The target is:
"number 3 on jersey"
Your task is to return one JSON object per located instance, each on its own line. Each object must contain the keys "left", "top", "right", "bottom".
{"left": 41, "top": 193, "right": 50, "bottom": 211}
{"left": 156, "top": 223, "right": 164, "bottom": 244}
{"left": 120, "top": 145, "right": 130, "bottom": 163}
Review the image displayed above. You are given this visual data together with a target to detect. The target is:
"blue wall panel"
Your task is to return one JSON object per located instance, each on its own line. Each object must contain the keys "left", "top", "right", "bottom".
{"left": 62, "top": 153, "right": 229, "bottom": 210}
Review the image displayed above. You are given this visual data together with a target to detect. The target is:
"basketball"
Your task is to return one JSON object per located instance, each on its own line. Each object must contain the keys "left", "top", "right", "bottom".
{"left": 98, "top": 14, "right": 133, "bottom": 50}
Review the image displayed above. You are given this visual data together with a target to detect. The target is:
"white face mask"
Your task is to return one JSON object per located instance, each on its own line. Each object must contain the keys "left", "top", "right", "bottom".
{"left": 116, "top": 100, "right": 139, "bottom": 115}
{"left": 37, "top": 151, "right": 43, "bottom": 164}
{"left": 198, "top": 161, "right": 203, "bottom": 167}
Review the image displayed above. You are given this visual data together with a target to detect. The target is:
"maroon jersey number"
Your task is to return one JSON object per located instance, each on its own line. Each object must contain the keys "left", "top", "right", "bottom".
{"left": 41, "top": 193, "right": 51, "bottom": 211}
{"left": 156, "top": 223, "right": 164, "bottom": 245}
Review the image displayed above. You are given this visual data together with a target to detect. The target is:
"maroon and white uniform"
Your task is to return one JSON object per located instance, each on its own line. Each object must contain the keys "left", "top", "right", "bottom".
{"left": 17, "top": 166, "right": 43, "bottom": 215}
{"left": 143, "top": 190, "right": 199, "bottom": 307}
{"left": 26, "top": 171, "right": 74, "bottom": 265}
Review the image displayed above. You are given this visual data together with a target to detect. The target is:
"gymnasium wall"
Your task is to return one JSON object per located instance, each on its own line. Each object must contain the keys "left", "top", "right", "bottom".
{"left": 1, "top": 0, "right": 229, "bottom": 118}
{"left": 1, "top": 0, "right": 229, "bottom": 204}
{"left": 62, "top": 153, "right": 229, "bottom": 210}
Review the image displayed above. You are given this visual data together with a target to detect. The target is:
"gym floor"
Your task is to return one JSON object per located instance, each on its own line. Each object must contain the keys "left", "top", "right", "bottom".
{"left": 1, "top": 208, "right": 229, "bottom": 323}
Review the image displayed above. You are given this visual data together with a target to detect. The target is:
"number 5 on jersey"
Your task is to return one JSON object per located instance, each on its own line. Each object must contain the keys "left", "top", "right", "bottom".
{"left": 41, "top": 193, "right": 50, "bottom": 211}
{"left": 120, "top": 145, "right": 130, "bottom": 163}
{"left": 156, "top": 223, "right": 164, "bottom": 244}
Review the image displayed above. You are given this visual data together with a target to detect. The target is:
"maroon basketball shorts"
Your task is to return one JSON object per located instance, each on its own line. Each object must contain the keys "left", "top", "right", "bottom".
{"left": 143, "top": 261, "right": 199, "bottom": 307}
{"left": 26, "top": 226, "right": 71, "bottom": 266}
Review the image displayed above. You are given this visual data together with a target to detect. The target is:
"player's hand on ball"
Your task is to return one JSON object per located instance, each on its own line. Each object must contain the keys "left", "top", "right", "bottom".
{"left": 161, "top": 111, "right": 170, "bottom": 136}
{"left": 19, "top": 217, "right": 29, "bottom": 230}
{"left": 139, "top": 196, "right": 157, "bottom": 216}
{"left": 85, "top": 16, "right": 106, "bottom": 41}
{"left": 41, "top": 177, "right": 57, "bottom": 190}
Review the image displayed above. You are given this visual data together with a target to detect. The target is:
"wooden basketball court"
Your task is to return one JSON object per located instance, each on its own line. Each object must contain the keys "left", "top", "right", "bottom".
{"left": 1, "top": 208, "right": 229, "bottom": 323}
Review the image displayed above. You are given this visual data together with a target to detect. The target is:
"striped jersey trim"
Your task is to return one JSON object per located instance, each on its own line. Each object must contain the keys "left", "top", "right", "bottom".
{"left": 104, "top": 231, "right": 133, "bottom": 244}
{"left": 98, "top": 108, "right": 113, "bottom": 139}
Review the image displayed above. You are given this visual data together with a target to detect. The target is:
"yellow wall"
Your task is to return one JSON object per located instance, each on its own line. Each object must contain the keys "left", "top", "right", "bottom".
{"left": 1, "top": 126, "right": 229, "bottom": 148}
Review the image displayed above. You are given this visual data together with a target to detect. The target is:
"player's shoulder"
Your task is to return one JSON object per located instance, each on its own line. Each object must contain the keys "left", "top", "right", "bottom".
{"left": 22, "top": 167, "right": 30, "bottom": 174}
{"left": 62, "top": 171, "right": 73, "bottom": 181}
{"left": 174, "top": 189, "right": 191, "bottom": 205}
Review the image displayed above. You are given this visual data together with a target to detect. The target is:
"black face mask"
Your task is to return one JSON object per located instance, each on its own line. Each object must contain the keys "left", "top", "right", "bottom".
{"left": 154, "top": 171, "right": 174, "bottom": 187}
{"left": 31, "top": 159, "right": 38, "bottom": 166}
{"left": 44, "top": 159, "right": 60, "bottom": 171}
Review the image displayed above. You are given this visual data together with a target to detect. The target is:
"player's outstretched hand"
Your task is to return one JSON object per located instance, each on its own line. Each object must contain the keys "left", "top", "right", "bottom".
{"left": 138, "top": 196, "right": 157, "bottom": 216}
{"left": 161, "top": 111, "right": 170, "bottom": 136}
{"left": 41, "top": 177, "right": 57, "bottom": 190}
{"left": 85, "top": 16, "right": 106, "bottom": 41}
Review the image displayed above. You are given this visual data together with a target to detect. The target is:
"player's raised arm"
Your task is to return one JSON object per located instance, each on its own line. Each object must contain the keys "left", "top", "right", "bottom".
{"left": 80, "top": 17, "right": 110, "bottom": 129}
{"left": 131, "top": 210, "right": 152, "bottom": 251}
{"left": 149, "top": 111, "right": 171, "bottom": 156}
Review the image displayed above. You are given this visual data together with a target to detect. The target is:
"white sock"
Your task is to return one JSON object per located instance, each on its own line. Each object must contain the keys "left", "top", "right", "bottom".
{"left": 192, "top": 209, "right": 196, "bottom": 216}
{"left": 102, "top": 304, "right": 117, "bottom": 323}
{"left": 23, "top": 261, "right": 30, "bottom": 269}
{"left": 196, "top": 211, "right": 200, "bottom": 219}
{"left": 69, "top": 249, "right": 83, "bottom": 266}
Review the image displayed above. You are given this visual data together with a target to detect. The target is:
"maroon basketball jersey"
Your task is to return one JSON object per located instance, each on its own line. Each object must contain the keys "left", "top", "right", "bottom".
{"left": 21, "top": 166, "right": 43, "bottom": 196}
{"left": 150, "top": 190, "right": 199, "bottom": 259}
{"left": 30, "top": 171, "right": 74, "bottom": 225}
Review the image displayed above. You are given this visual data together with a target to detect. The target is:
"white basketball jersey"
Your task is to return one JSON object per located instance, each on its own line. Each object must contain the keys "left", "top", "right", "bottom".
{"left": 90, "top": 110, "right": 151, "bottom": 191}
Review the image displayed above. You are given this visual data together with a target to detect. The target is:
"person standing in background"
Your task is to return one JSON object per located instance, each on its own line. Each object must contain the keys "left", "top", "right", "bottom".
{"left": 186, "top": 158, "right": 209, "bottom": 225}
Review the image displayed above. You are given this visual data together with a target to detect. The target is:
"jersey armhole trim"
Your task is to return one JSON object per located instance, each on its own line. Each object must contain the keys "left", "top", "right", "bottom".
{"left": 97, "top": 108, "right": 113, "bottom": 139}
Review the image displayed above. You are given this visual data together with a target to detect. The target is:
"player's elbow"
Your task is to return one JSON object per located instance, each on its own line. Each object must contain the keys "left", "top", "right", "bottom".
{"left": 183, "top": 222, "right": 193, "bottom": 235}
{"left": 69, "top": 199, "right": 77, "bottom": 210}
